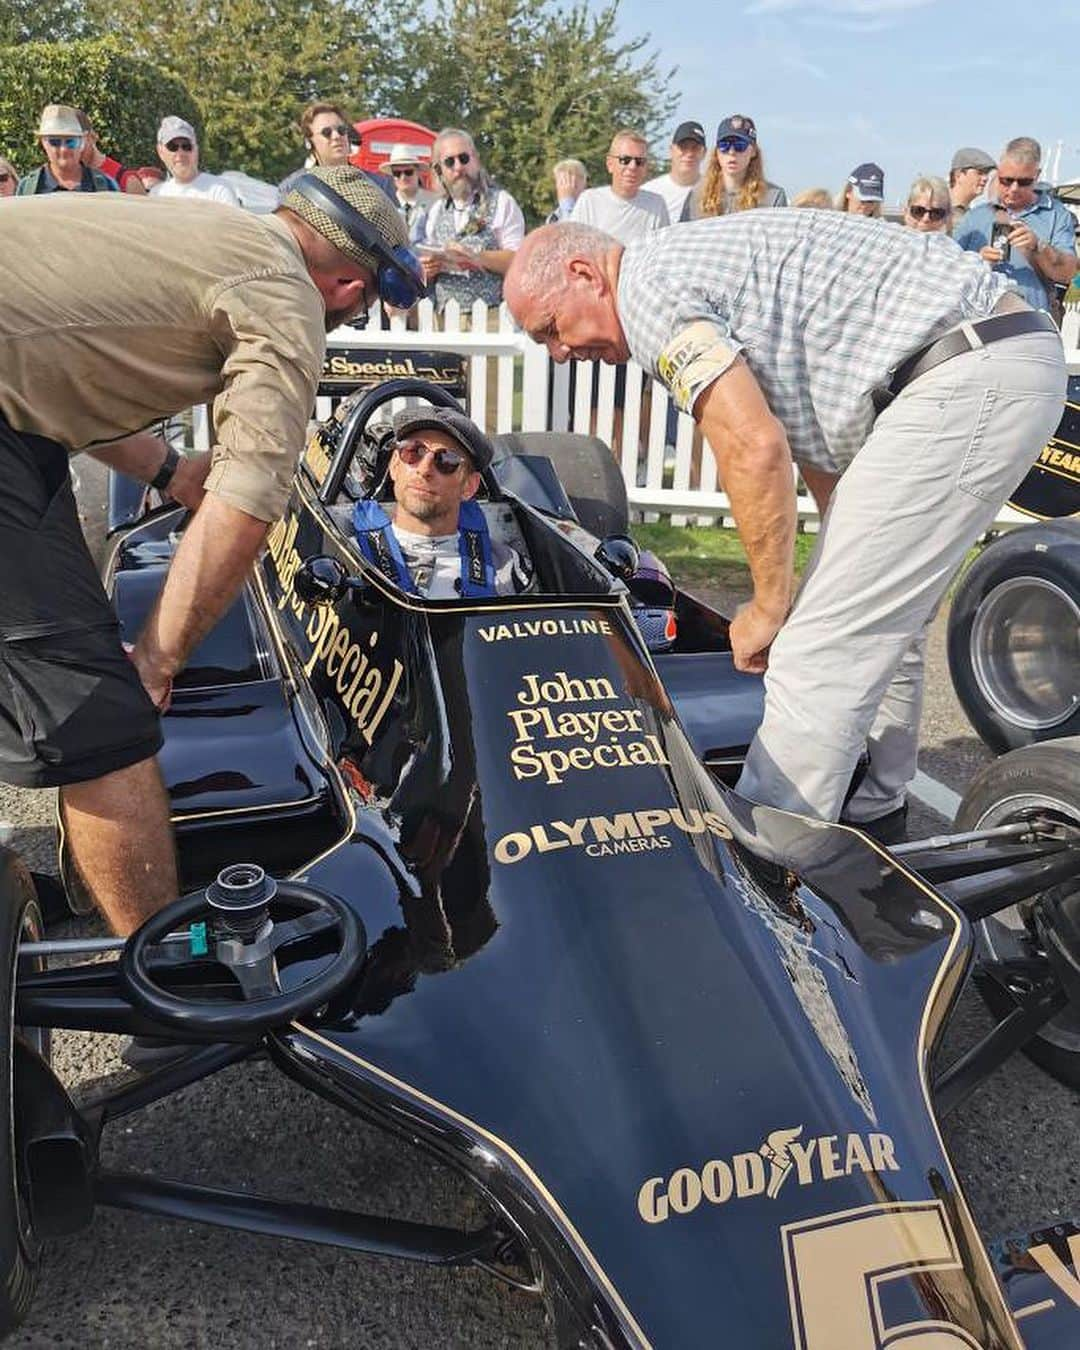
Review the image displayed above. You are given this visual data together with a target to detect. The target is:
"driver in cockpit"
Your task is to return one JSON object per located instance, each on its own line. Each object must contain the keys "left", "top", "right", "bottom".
{"left": 353, "top": 407, "right": 533, "bottom": 598}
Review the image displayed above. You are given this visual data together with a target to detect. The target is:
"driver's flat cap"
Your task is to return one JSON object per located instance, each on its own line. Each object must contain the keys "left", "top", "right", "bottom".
{"left": 392, "top": 407, "right": 494, "bottom": 471}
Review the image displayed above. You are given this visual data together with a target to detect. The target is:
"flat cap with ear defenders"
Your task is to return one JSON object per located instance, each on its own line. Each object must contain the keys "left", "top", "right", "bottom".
{"left": 284, "top": 166, "right": 424, "bottom": 309}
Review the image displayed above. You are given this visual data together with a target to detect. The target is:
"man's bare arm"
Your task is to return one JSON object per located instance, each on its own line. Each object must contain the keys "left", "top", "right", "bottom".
{"left": 131, "top": 495, "right": 268, "bottom": 705}
{"left": 85, "top": 431, "right": 211, "bottom": 511}
{"left": 693, "top": 358, "right": 797, "bottom": 672}
{"left": 1034, "top": 238, "right": 1079, "bottom": 286}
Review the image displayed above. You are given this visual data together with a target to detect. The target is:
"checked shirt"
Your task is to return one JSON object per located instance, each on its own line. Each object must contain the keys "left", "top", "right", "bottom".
{"left": 617, "top": 210, "right": 1012, "bottom": 473}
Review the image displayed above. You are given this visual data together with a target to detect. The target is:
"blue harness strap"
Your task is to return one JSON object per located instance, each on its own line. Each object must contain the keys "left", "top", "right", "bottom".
{"left": 351, "top": 499, "right": 497, "bottom": 597}
{"left": 456, "top": 500, "right": 496, "bottom": 597}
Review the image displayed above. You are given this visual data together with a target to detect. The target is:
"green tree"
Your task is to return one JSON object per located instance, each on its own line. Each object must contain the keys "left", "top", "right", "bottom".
{"left": 84, "top": 0, "right": 394, "bottom": 182}
{"left": 0, "top": 0, "right": 89, "bottom": 46}
{"left": 0, "top": 38, "right": 198, "bottom": 174}
{"left": 390, "top": 0, "right": 677, "bottom": 222}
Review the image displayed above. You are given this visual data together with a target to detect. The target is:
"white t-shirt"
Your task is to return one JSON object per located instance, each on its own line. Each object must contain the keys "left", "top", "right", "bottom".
{"left": 153, "top": 172, "right": 240, "bottom": 207}
{"left": 570, "top": 186, "right": 667, "bottom": 243}
{"left": 643, "top": 173, "right": 698, "bottom": 225}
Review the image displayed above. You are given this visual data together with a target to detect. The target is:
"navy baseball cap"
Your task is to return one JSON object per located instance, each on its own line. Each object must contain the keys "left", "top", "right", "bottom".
{"left": 848, "top": 162, "right": 884, "bottom": 202}
{"left": 716, "top": 115, "right": 757, "bottom": 145}
{"left": 392, "top": 407, "right": 493, "bottom": 471}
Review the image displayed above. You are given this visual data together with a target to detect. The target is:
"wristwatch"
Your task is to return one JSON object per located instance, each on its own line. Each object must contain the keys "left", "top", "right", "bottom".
{"left": 151, "top": 445, "right": 181, "bottom": 492}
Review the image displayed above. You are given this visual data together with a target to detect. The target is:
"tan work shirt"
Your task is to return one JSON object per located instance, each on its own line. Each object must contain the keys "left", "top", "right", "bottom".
{"left": 0, "top": 194, "right": 326, "bottom": 521}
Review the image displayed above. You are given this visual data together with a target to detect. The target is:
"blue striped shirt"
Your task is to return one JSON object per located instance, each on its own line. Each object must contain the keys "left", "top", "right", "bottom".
{"left": 617, "top": 209, "right": 1012, "bottom": 472}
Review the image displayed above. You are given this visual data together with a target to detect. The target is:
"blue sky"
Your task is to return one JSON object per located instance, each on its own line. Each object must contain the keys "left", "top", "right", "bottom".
{"left": 610, "top": 0, "right": 1080, "bottom": 206}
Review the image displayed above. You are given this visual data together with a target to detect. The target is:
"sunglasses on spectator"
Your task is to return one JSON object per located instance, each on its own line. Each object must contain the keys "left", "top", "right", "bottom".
{"left": 317, "top": 124, "right": 351, "bottom": 139}
{"left": 613, "top": 155, "right": 647, "bottom": 167}
{"left": 998, "top": 176, "right": 1035, "bottom": 188}
{"left": 908, "top": 204, "right": 949, "bottom": 222}
{"left": 44, "top": 136, "right": 82, "bottom": 149}
{"left": 441, "top": 152, "right": 471, "bottom": 169}
{"left": 717, "top": 137, "right": 752, "bottom": 154}
{"left": 0, "top": 173, "right": 11, "bottom": 183}
{"left": 391, "top": 167, "right": 416, "bottom": 178}
{"left": 395, "top": 440, "right": 469, "bottom": 474}
{"left": 165, "top": 139, "right": 194, "bottom": 152}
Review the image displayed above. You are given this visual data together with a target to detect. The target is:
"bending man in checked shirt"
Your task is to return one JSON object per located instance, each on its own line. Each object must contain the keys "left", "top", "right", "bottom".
{"left": 506, "top": 213, "right": 1068, "bottom": 842}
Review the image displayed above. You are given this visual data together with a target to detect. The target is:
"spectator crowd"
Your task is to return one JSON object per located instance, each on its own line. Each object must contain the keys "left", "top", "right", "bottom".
{"left": 3, "top": 97, "right": 1077, "bottom": 319}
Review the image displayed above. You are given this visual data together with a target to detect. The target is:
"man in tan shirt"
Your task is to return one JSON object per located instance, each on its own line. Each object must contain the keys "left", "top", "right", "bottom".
{"left": 0, "top": 166, "right": 418, "bottom": 935}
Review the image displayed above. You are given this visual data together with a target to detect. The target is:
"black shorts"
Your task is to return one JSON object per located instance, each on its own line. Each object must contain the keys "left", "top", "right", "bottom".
{"left": 0, "top": 416, "right": 161, "bottom": 788}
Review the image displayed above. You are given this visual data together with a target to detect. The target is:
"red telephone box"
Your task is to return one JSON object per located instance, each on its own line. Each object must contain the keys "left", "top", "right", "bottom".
{"left": 350, "top": 118, "right": 437, "bottom": 191}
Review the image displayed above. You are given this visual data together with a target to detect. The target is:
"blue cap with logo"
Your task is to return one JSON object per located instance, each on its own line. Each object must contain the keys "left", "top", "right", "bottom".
{"left": 848, "top": 162, "right": 884, "bottom": 202}
{"left": 716, "top": 115, "right": 757, "bottom": 146}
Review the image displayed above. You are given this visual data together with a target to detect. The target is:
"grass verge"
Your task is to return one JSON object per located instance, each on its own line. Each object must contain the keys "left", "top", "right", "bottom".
{"left": 634, "top": 522, "right": 818, "bottom": 587}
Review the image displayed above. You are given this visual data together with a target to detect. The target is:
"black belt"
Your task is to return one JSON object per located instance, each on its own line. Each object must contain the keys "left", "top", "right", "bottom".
{"left": 873, "top": 309, "right": 1058, "bottom": 412}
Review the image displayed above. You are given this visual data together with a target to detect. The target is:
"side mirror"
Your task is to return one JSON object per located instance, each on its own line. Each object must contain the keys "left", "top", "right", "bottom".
{"left": 594, "top": 534, "right": 640, "bottom": 582}
{"left": 294, "top": 555, "right": 365, "bottom": 606}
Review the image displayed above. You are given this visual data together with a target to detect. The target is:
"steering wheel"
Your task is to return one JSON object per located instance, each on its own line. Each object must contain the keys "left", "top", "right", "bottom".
{"left": 320, "top": 377, "right": 504, "bottom": 505}
{"left": 118, "top": 866, "right": 366, "bottom": 1037}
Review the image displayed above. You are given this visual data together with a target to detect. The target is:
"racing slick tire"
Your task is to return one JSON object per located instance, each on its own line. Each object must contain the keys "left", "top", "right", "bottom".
{"left": 0, "top": 849, "right": 49, "bottom": 1334}
{"left": 955, "top": 738, "right": 1080, "bottom": 1090}
{"left": 947, "top": 519, "right": 1080, "bottom": 754}
{"left": 494, "top": 432, "right": 629, "bottom": 539}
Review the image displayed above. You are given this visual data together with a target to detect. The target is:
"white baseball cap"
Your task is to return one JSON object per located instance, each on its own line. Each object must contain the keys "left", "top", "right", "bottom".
{"left": 157, "top": 116, "right": 197, "bottom": 146}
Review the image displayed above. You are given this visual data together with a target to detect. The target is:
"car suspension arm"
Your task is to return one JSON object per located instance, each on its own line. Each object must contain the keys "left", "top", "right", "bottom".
{"left": 95, "top": 1171, "right": 504, "bottom": 1266}
{"left": 936, "top": 844, "right": 1080, "bottom": 922}
{"left": 933, "top": 972, "right": 1067, "bottom": 1117}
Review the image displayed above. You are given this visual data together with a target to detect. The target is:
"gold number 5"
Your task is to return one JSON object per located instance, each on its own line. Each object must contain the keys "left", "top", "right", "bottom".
{"left": 783, "top": 1201, "right": 985, "bottom": 1349}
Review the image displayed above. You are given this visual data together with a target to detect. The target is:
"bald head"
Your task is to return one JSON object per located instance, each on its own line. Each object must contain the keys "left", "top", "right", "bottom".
{"left": 505, "top": 223, "right": 629, "bottom": 365}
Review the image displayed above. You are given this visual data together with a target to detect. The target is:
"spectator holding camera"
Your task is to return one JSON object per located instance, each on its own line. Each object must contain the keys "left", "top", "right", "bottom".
{"left": 902, "top": 176, "right": 951, "bottom": 233}
{"left": 683, "top": 115, "right": 786, "bottom": 222}
{"left": 955, "top": 137, "right": 1077, "bottom": 314}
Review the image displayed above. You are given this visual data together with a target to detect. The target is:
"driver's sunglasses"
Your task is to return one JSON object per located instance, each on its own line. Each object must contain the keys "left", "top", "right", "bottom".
{"left": 390, "top": 166, "right": 416, "bottom": 178}
{"left": 441, "top": 152, "right": 471, "bottom": 169}
{"left": 395, "top": 440, "right": 469, "bottom": 475}
{"left": 717, "top": 136, "right": 752, "bottom": 154}
{"left": 908, "top": 204, "right": 949, "bottom": 222}
{"left": 614, "top": 155, "right": 646, "bottom": 167}
{"left": 998, "top": 175, "right": 1035, "bottom": 188}
{"left": 45, "top": 136, "right": 82, "bottom": 149}
{"left": 317, "top": 124, "right": 351, "bottom": 139}
{"left": 166, "top": 138, "right": 194, "bottom": 152}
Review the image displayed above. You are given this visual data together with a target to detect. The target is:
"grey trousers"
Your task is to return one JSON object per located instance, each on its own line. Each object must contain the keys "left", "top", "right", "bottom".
{"left": 736, "top": 327, "right": 1067, "bottom": 822}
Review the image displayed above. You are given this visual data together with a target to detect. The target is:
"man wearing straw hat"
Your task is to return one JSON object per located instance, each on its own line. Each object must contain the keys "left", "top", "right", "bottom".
{"left": 384, "top": 143, "right": 438, "bottom": 244}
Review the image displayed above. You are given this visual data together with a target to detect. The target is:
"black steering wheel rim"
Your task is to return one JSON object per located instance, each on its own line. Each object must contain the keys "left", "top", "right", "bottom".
{"left": 319, "top": 378, "right": 503, "bottom": 506}
{"left": 118, "top": 881, "right": 366, "bottom": 1037}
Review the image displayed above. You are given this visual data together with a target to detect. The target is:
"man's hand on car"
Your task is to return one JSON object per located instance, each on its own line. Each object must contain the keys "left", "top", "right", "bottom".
{"left": 124, "top": 643, "right": 174, "bottom": 714}
{"left": 165, "top": 450, "right": 211, "bottom": 511}
{"left": 730, "top": 599, "right": 786, "bottom": 674}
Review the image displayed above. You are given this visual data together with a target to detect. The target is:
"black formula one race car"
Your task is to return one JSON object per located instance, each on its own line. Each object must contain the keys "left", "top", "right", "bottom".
{"left": 3, "top": 378, "right": 1080, "bottom": 1349}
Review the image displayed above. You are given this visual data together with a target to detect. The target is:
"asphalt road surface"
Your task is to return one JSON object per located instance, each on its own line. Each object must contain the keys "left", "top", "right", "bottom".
{"left": 2, "top": 464, "right": 1077, "bottom": 1349}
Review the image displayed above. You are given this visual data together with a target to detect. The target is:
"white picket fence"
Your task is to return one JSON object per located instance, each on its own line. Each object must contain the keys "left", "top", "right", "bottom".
{"left": 190, "top": 297, "right": 1080, "bottom": 529}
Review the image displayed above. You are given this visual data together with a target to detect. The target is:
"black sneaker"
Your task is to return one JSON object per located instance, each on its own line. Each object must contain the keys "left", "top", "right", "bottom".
{"left": 842, "top": 803, "right": 909, "bottom": 847}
